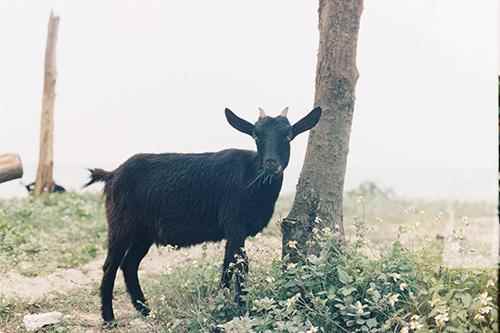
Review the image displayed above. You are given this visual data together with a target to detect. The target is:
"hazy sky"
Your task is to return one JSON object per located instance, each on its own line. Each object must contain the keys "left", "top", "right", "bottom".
{"left": 0, "top": 0, "right": 497, "bottom": 199}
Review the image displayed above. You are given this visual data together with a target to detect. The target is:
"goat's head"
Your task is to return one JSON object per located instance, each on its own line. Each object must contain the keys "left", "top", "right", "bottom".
{"left": 225, "top": 106, "right": 322, "bottom": 177}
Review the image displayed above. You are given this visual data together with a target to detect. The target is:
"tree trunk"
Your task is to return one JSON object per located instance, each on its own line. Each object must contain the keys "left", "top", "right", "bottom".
{"left": 34, "top": 12, "right": 59, "bottom": 195}
{"left": 0, "top": 154, "right": 23, "bottom": 184}
{"left": 282, "top": 0, "right": 363, "bottom": 262}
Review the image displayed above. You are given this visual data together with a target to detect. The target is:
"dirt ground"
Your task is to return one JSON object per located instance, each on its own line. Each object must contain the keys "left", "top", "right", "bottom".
{"left": 0, "top": 235, "right": 281, "bottom": 332}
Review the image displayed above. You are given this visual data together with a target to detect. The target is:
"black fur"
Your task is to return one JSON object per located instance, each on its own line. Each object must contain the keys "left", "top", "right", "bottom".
{"left": 85, "top": 107, "right": 321, "bottom": 324}
{"left": 84, "top": 168, "right": 113, "bottom": 187}
{"left": 24, "top": 182, "right": 66, "bottom": 193}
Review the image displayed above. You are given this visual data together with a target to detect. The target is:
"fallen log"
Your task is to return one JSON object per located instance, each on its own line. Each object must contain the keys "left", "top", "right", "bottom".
{"left": 0, "top": 153, "right": 23, "bottom": 184}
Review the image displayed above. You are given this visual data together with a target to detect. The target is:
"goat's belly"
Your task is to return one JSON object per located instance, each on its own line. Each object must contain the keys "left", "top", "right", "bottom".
{"left": 154, "top": 223, "right": 224, "bottom": 248}
{"left": 246, "top": 215, "right": 273, "bottom": 237}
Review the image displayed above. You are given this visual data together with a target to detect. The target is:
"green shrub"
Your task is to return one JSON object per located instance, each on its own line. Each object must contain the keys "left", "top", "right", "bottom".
{"left": 151, "top": 232, "right": 497, "bottom": 333}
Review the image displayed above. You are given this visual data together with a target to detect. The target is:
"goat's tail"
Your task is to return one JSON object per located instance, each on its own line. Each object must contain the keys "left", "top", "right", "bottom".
{"left": 84, "top": 168, "right": 113, "bottom": 188}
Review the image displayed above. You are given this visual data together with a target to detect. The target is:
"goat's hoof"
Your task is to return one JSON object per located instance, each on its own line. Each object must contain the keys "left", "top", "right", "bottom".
{"left": 210, "top": 326, "right": 224, "bottom": 333}
{"left": 236, "top": 301, "right": 248, "bottom": 315}
{"left": 134, "top": 300, "right": 151, "bottom": 317}
{"left": 238, "top": 307, "right": 248, "bottom": 316}
{"left": 138, "top": 306, "right": 150, "bottom": 317}
{"left": 102, "top": 320, "right": 118, "bottom": 329}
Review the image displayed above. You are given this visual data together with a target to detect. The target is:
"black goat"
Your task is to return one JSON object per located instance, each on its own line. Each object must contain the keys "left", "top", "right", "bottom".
{"left": 84, "top": 106, "right": 321, "bottom": 324}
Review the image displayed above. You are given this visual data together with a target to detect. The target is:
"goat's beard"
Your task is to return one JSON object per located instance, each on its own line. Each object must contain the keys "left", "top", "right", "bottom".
{"left": 246, "top": 169, "right": 277, "bottom": 189}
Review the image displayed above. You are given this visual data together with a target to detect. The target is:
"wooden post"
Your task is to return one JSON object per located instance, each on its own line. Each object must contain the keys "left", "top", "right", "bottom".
{"left": 34, "top": 12, "right": 59, "bottom": 195}
{"left": 0, "top": 153, "right": 23, "bottom": 184}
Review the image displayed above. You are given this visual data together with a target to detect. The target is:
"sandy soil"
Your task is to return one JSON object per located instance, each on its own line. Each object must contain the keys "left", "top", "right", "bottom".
{"left": 0, "top": 235, "right": 280, "bottom": 302}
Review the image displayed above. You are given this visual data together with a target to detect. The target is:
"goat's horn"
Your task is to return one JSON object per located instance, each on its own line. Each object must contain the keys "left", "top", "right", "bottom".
{"left": 280, "top": 106, "right": 289, "bottom": 117}
{"left": 258, "top": 107, "right": 267, "bottom": 119}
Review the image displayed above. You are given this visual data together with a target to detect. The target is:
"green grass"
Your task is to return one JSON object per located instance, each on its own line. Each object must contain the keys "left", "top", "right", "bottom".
{"left": 0, "top": 248, "right": 496, "bottom": 332}
{"left": 0, "top": 192, "right": 107, "bottom": 276}
{"left": 0, "top": 189, "right": 496, "bottom": 332}
{"left": 147, "top": 239, "right": 497, "bottom": 332}
{"left": 0, "top": 188, "right": 493, "bottom": 277}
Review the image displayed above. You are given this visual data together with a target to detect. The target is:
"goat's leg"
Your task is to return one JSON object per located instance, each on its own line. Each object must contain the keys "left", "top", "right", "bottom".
{"left": 220, "top": 239, "right": 235, "bottom": 289}
{"left": 234, "top": 246, "right": 248, "bottom": 307}
{"left": 220, "top": 236, "right": 247, "bottom": 307}
{"left": 221, "top": 237, "right": 245, "bottom": 288}
{"left": 120, "top": 240, "right": 152, "bottom": 316}
{"left": 100, "top": 237, "right": 129, "bottom": 325}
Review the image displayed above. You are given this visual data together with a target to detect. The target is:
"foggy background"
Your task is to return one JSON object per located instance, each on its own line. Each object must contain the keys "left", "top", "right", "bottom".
{"left": 0, "top": 0, "right": 497, "bottom": 200}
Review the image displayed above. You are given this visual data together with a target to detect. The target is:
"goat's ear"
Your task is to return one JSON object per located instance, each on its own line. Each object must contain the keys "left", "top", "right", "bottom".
{"left": 291, "top": 107, "right": 322, "bottom": 139}
{"left": 225, "top": 108, "right": 255, "bottom": 136}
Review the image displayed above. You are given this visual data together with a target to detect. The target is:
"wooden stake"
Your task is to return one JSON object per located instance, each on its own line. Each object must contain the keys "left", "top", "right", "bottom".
{"left": 34, "top": 12, "right": 59, "bottom": 195}
{"left": 0, "top": 153, "right": 23, "bottom": 184}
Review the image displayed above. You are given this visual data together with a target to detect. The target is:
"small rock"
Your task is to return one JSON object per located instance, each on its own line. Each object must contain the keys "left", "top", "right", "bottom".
{"left": 23, "top": 312, "right": 63, "bottom": 331}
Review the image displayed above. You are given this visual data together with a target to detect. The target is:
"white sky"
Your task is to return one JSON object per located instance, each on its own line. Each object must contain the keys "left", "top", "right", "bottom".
{"left": 0, "top": 0, "right": 497, "bottom": 200}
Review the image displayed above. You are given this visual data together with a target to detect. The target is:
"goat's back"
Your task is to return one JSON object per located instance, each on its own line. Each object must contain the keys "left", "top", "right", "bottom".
{"left": 103, "top": 149, "right": 259, "bottom": 247}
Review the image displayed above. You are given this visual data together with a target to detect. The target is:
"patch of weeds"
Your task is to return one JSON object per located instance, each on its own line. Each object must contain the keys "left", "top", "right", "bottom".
{"left": 149, "top": 262, "right": 230, "bottom": 332}
{"left": 0, "top": 192, "right": 107, "bottom": 276}
{"left": 148, "top": 232, "right": 497, "bottom": 333}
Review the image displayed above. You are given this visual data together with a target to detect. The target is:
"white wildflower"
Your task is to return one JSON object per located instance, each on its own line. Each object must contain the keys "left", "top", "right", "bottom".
{"left": 286, "top": 293, "right": 300, "bottom": 311}
{"left": 389, "top": 273, "right": 401, "bottom": 281}
{"left": 474, "top": 313, "right": 485, "bottom": 322}
{"left": 387, "top": 293, "right": 399, "bottom": 307}
{"left": 434, "top": 311, "right": 449, "bottom": 328}
{"left": 354, "top": 301, "right": 366, "bottom": 315}
{"left": 409, "top": 315, "right": 423, "bottom": 330}
{"left": 479, "top": 292, "right": 492, "bottom": 306}
{"left": 429, "top": 296, "right": 441, "bottom": 307}
{"left": 305, "top": 326, "right": 319, "bottom": 333}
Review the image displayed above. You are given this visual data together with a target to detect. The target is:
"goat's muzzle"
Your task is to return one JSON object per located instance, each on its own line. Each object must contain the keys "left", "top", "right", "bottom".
{"left": 263, "top": 159, "right": 283, "bottom": 175}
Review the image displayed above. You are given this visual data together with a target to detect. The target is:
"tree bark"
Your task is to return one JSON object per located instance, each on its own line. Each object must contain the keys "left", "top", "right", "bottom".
{"left": 0, "top": 154, "right": 23, "bottom": 184}
{"left": 282, "top": 0, "right": 363, "bottom": 261}
{"left": 34, "top": 12, "right": 59, "bottom": 195}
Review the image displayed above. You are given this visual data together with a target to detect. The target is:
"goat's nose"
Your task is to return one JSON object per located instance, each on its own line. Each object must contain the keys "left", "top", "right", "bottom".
{"left": 264, "top": 159, "right": 281, "bottom": 173}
